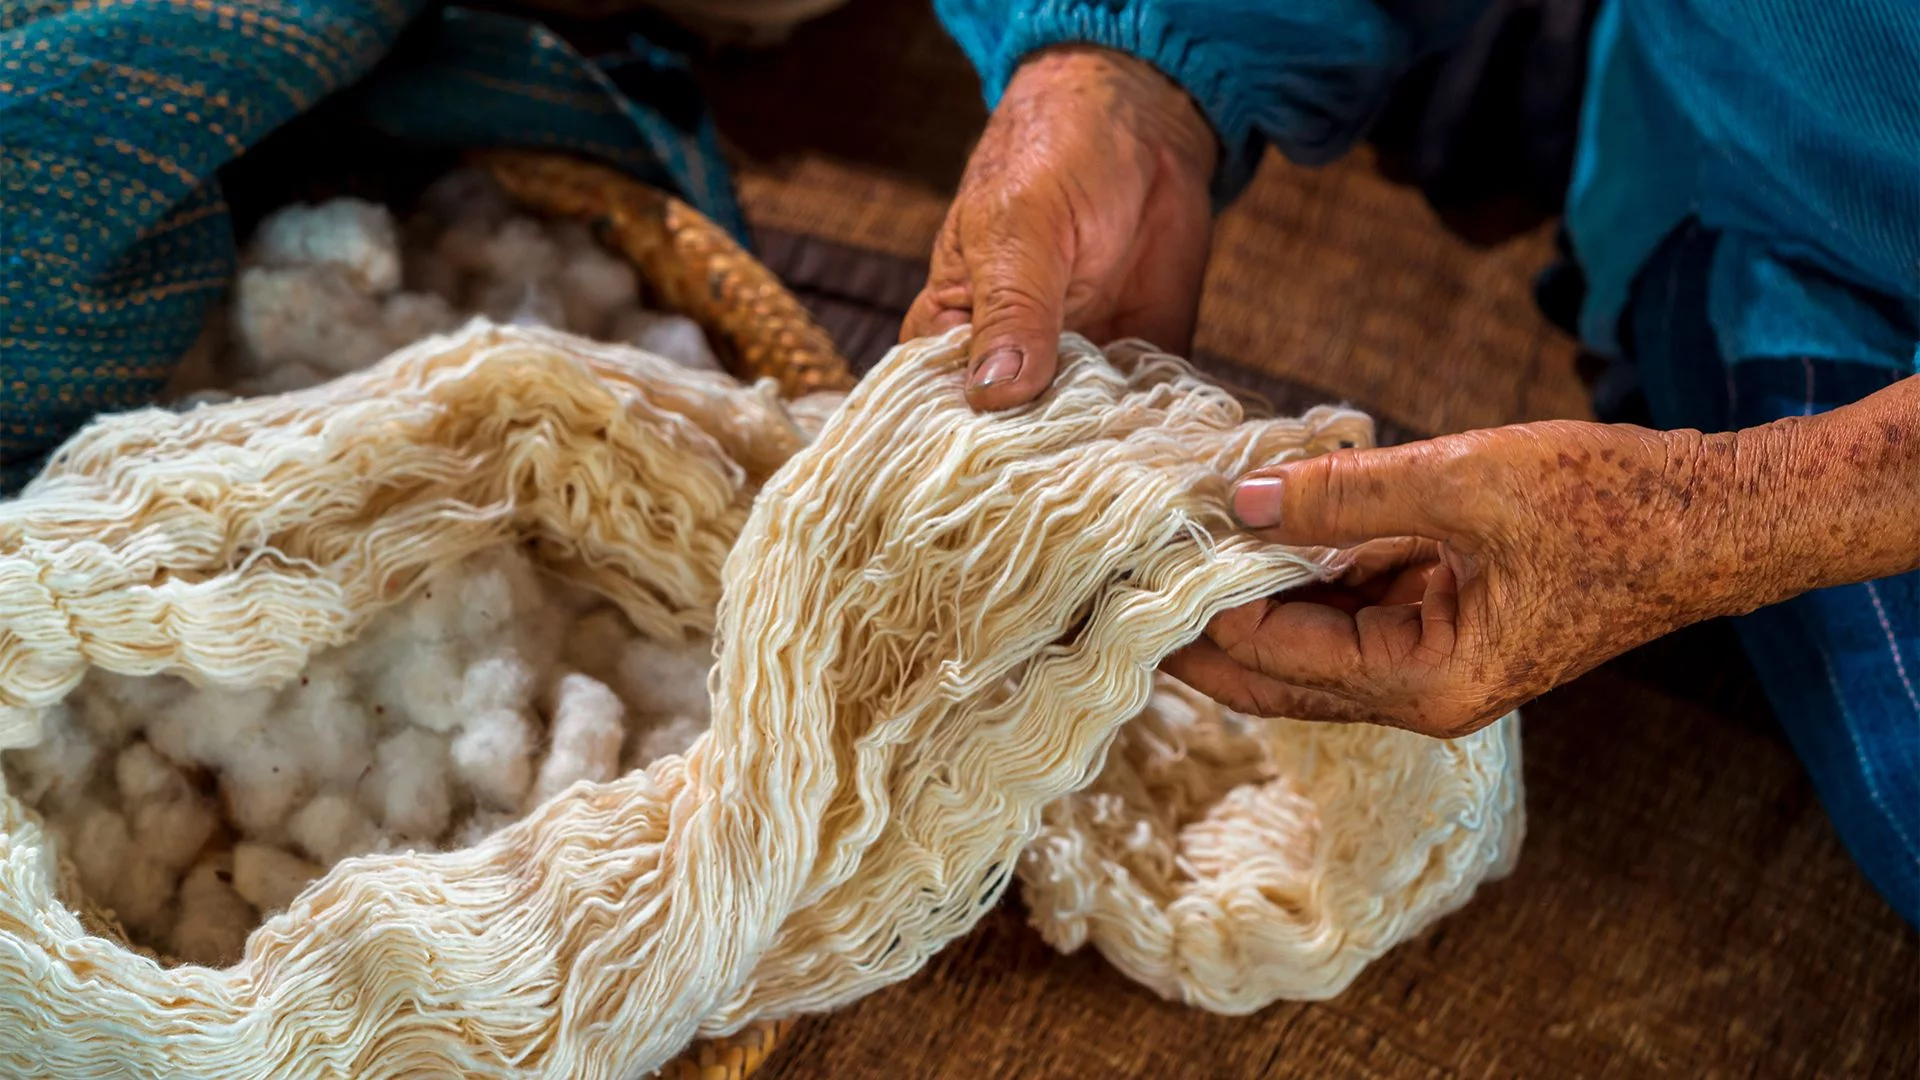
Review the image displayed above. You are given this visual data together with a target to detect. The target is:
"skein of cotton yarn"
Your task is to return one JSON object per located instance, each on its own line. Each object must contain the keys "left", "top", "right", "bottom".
{"left": 0, "top": 324, "right": 1520, "bottom": 1078}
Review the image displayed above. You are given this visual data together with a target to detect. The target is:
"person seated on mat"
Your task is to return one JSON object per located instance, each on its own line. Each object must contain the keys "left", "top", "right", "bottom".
{"left": 902, "top": 1, "right": 1919, "bottom": 926}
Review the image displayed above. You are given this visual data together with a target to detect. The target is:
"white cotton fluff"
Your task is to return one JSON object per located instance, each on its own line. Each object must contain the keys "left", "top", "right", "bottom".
{"left": 115, "top": 742, "right": 190, "bottom": 805}
{"left": 556, "top": 245, "right": 639, "bottom": 336}
{"left": 450, "top": 810, "right": 517, "bottom": 850}
{"left": 380, "top": 291, "right": 460, "bottom": 345}
{"left": 629, "top": 714, "right": 708, "bottom": 771}
{"left": 615, "top": 637, "right": 714, "bottom": 724}
{"left": 610, "top": 310, "right": 722, "bottom": 372}
{"left": 286, "top": 794, "right": 382, "bottom": 866}
{"left": 130, "top": 797, "right": 219, "bottom": 875}
{"left": 231, "top": 266, "right": 395, "bottom": 376}
{"left": 148, "top": 688, "right": 273, "bottom": 770}
{"left": 218, "top": 727, "right": 312, "bottom": 838}
{"left": 69, "top": 804, "right": 132, "bottom": 903}
{"left": 170, "top": 858, "right": 256, "bottom": 968}
{"left": 374, "top": 643, "right": 466, "bottom": 734}
{"left": 3, "top": 708, "right": 98, "bottom": 811}
{"left": 230, "top": 843, "right": 321, "bottom": 915}
{"left": 459, "top": 654, "right": 537, "bottom": 715}
{"left": 110, "top": 852, "right": 180, "bottom": 938}
{"left": 529, "top": 675, "right": 626, "bottom": 808}
{"left": 248, "top": 199, "right": 402, "bottom": 295}
{"left": 479, "top": 217, "right": 561, "bottom": 287}
{"left": 279, "top": 672, "right": 377, "bottom": 787}
{"left": 452, "top": 709, "right": 537, "bottom": 812}
{"left": 363, "top": 729, "right": 454, "bottom": 841}
{"left": 74, "top": 672, "right": 182, "bottom": 744}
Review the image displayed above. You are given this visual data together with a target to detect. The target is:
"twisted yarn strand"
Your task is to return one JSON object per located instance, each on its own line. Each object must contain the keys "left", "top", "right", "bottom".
{"left": 0, "top": 325, "right": 1520, "bottom": 1078}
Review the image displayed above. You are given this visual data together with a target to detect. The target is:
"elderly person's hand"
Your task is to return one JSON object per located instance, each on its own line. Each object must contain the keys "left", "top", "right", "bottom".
{"left": 1166, "top": 383, "right": 1920, "bottom": 735}
{"left": 902, "top": 47, "right": 1218, "bottom": 410}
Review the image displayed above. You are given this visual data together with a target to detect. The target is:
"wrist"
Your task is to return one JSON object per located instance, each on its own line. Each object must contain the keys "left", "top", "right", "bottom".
{"left": 1004, "top": 46, "right": 1218, "bottom": 185}
{"left": 1671, "top": 380, "right": 1920, "bottom": 619}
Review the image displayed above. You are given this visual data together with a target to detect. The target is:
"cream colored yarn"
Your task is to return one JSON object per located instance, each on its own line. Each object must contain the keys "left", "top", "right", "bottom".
{"left": 0, "top": 324, "right": 1521, "bottom": 1078}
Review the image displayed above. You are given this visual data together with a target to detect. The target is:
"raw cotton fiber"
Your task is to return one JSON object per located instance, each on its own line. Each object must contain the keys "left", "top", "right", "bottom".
{"left": 0, "top": 324, "right": 1521, "bottom": 1078}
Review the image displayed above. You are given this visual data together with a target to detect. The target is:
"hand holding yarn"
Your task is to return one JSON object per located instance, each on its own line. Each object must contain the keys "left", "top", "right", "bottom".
{"left": 1164, "top": 420, "right": 1758, "bottom": 736}
{"left": 900, "top": 46, "right": 1217, "bottom": 410}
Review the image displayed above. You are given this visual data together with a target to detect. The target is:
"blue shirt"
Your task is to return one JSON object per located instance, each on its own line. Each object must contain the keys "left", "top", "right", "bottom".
{"left": 933, "top": 0, "right": 1920, "bottom": 373}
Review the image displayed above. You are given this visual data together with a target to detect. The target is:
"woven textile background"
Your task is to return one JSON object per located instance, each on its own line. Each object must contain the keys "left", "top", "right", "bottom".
{"left": 0, "top": 0, "right": 741, "bottom": 491}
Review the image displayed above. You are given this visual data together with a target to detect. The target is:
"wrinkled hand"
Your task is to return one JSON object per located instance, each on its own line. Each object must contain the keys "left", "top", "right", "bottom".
{"left": 1165, "top": 420, "right": 1759, "bottom": 737}
{"left": 902, "top": 46, "right": 1218, "bottom": 410}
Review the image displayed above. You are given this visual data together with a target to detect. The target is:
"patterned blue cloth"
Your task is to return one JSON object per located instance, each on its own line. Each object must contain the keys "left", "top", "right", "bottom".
{"left": 931, "top": 0, "right": 1920, "bottom": 370}
{"left": 1631, "top": 222, "right": 1918, "bottom": 928}
{"left": 1, "top": 0, "right": 742, "bottom": 492}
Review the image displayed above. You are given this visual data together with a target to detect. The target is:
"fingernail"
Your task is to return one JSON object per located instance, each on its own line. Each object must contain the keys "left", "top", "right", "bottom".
{"left": 970, "top": 348, "right": 1024, "bottom": 389}
{"left": 1231, "top": 476, "right": 1284, "bottom": 528}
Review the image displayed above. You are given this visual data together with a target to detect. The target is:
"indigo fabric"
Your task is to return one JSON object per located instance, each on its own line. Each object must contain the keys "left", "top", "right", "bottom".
{"left": 1, "top": 1, "right": 741, "bottom": 491}
{"left": 1627, "top": 222, "right": 1918, "bottom": 928}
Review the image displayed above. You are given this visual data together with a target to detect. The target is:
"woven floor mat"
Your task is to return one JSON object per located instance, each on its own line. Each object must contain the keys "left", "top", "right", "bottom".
{"left": 701, "top": 1, "right": 1917, "bottom": 1075}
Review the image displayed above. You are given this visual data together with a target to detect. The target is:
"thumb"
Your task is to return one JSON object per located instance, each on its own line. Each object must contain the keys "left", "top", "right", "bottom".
{"left": 963, "top": 240, "right": 1071, "bottom": 411}
{"left": 1229, "top": 444, "right": 1462, "bottom": 548}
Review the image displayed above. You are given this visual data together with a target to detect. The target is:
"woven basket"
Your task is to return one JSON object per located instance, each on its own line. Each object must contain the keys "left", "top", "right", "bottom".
{"left": 54, "top": 150, "right": 851, "bottom": 1080}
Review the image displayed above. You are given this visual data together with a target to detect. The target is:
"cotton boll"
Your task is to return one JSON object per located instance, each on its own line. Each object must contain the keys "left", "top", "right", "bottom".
{"left": 148, "top": 686, "right": 274, "bottom": 769}
{"left": 450, "top": 810, "right": 517, "bottom": 850}
{"left": 557, "top": 246, "right": 639, "bottom": 336}
{"left": 130, "top": 796, "right": 219, "bottom": 874}
{"left": 78, "top": 672, "right": 190, "bottom": 744}
{"left": 380, "top": 291, "right": 459, "bottom": 347}
{"left": 473, "top": 279, "right": 566, "bottom": 330}
{"left": 171, "top": 857, "right": 256, "bottom": 967}
{"left": 388, "top": 576, "right": 470, "bottom": 648}
{"left": 453, "top": 551, "right": 540, "bottom": 640}
{"left": 230, "top": 842, "right": 321, "bottom": 914}
{"left": 530, "top": 675, "right": 626, "bottom": 808}
{"left": 232, "top": 265, "right": 394, "bottom": 376}
{"left": 280, "top": 671, "right": 377, "bottom": 786}
{"left": 364, "top": 729, "right": 454, "bottom": 841}
{"left": 615, "top": 636, "right": 714, "bottom": 724}
{"left": 374, "top": 643, "right": 466, "bottom": 734}
{"left": 248, "top": 199, "right": 402, "bottom": 295}
{"left": 110, "top": 851, "right": 180, "bottom": 939}
{"left": 287, "top": 793, "right": 381, "bottom": 866}
{"left": 68, "top": 803, "right": 132, "bottom": 903}
{"left": 115, "top": 741, "right": 190, "bottom": 805}
{"left": 219, "top": 727, "right": 312, "bottom": 838}
{"left": 451, "top": 709, "right": 537, "bottom": 812}
{"left": 481, "top": 216, "right": 560, "bottom": 286}
{"left": 630, "top": 714, "right": 707, "bottom": 771}
{"left": 459, "top": 654, "right": 537, "bottom": 715}
{"left": 564, "top": 609, "right": 633, "bottom": 680}
{"left": 610, "top": 310, "right": 721, "bottom": 372}
{"left": 3, "top": 708, "right": 99, "bottom": 811}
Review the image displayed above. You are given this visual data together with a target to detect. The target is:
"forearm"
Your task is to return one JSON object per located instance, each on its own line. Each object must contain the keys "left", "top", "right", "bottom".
{"left": 1700, "top": 375, "right": 1920, "bottom": 615}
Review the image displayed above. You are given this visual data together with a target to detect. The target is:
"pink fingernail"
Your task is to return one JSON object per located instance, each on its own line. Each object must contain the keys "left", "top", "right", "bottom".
{"left": 970, "top": 348, "right": 1024, "bottom": 389}
{"left": 1231, "top": 477, "right": 1284, "bottom": 528}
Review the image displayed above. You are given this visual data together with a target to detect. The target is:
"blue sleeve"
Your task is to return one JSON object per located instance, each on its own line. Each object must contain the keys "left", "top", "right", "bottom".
{"left": 934, "top": 0, "right": 1491, "bottom": 202}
